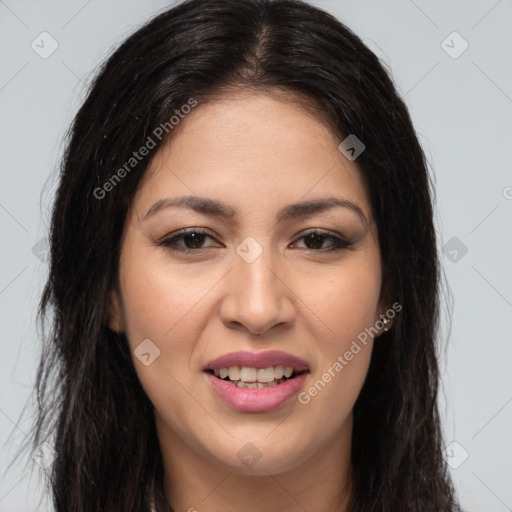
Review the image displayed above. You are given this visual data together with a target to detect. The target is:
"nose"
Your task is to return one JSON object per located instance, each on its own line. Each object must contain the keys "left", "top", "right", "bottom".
{"left": 219, "top": 246, "right": 295, "bottom": 336}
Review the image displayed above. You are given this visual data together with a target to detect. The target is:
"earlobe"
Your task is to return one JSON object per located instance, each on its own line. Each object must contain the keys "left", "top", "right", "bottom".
{"left": 377, "top": 278, "right": 396, "bottom": 335}
{"left": 373, "top": 310, "right": 393, "bottom": 338}
{"left": 376, "top": 302, "right": 395, "bottom": 336}
{"left": 380, "top": 313, "right": 393, "bottom": 332}
{"left": 106, "top": 289, "right": 124, "bottom": 333}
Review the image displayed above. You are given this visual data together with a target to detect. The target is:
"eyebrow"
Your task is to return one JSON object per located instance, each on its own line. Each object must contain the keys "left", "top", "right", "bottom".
{"left": 144, "top": 195, "right": 368, "bottom": 228}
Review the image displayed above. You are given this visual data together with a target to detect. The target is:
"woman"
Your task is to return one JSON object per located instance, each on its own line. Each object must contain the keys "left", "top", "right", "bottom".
{"left": 22, "top": 0, "right": 460, "bottom": 510}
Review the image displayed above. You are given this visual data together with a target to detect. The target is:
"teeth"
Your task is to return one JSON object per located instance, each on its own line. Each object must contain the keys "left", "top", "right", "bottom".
{"left": 256, "top": 367, "right": 275, "bottom": 382}
{"left": 237, "top": 380, "right": 279, "bottom": 389}
{"left": 237, "top": 381, "right": 257, "bottom": 389}
{"left": 213, "top": 365, "right": 298, "bottom": 383}
{"left": 228, "top": 366, "right": 241, "bottom": 381}
{"left": 274, "top": 365, "right": 284, "bottom": 379}
{"left": 240, "top": 367, "right": 257, "bottom": 382}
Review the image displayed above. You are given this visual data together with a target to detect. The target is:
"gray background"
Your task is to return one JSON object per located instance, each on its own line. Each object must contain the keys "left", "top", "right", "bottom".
{"left": 1, "top": 1, "right": 511, "bottom": 510}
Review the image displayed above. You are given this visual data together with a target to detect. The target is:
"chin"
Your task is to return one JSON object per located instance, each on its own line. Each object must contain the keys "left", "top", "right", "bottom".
{"left": 210, "top": 439, "right": 311, "bottom": 476}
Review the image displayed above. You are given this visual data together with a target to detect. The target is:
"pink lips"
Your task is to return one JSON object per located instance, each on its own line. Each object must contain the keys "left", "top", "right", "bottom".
{"left": 205, "top": 371, "right": 308, "bottom": 413}
{"left": 204, "top": 350, "right": 309, "bottom": 371}
{"left": 203, "top": 350, "right": 310, "bottom": 412}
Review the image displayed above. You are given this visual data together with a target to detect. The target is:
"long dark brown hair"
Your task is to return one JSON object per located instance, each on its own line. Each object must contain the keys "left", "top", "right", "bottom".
{"left": 11, "top": 0, "right": 459, "bottom": 510}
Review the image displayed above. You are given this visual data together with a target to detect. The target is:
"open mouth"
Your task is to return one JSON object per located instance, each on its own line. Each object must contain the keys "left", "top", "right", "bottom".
{"left": 204, "top": 360, "right": 310, "bottom": 412}
{"left": 206, "top": 368, "right": 308, "bottom": 389}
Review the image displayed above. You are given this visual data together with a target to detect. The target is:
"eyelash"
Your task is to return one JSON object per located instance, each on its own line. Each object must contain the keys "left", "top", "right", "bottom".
{"left": 158, "top": 228, "right": 353, "bottom": 254}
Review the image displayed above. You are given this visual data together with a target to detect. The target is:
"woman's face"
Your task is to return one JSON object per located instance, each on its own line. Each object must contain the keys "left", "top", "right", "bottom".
{"left": 109, "top": 91, "right": 388, "bottom": 477}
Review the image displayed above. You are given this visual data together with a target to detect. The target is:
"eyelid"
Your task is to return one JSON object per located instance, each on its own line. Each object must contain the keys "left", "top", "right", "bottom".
{"left": 292, "top": 227, "right": 346, "bottom": 242}
{"left": 158, "top": 227, "right": 353, "bottom": 253}
{"left": 158, "top": 227, "right": 221, "bottom": 248}
{"left": 290, "top": 228, "right": 352, "bottom": 251}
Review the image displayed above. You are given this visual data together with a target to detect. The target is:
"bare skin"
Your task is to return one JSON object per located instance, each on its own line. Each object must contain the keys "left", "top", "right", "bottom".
{"left": 107, "top": 91, "right": 393, "bottom": 512}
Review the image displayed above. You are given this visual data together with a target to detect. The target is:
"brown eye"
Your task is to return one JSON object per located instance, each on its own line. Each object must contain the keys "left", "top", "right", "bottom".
{"left": 159, "top": 229, "right": 222, "bottom": 253}
{"left": 180, "top": 232, "right": 208, "bottom": 249}
{"left": 292, "top": 230, "right": 352, "bottom": 252}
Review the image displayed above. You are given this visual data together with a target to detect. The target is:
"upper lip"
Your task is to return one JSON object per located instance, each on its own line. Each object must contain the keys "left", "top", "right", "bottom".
{"left": 204, "top": 350, "right": 309, "bottom": 372}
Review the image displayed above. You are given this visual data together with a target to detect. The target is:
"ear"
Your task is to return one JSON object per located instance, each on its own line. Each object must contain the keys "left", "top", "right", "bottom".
{"left": 105, "top": 289, "right": 124, "bottom": 333}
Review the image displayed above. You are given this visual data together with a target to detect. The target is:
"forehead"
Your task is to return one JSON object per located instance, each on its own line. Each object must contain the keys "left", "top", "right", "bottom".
{"left": 133, "top": 92, "right": 372, "bottom": 221}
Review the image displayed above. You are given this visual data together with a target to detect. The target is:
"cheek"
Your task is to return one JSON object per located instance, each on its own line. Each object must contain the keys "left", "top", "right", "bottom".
{"left": 117, "top": 253, "right": 209, "bottom": 425}
{"left": 116, "top": 247, "right": 213, "bottom": 400}
{"left": 292, "top": 256, "right": 381, "bottom": 418}
{"left": 299, "top": 257, "right": 382, "bottom": 347}
{"left": 118, "top": 247, "right": 212, "bottom": 347}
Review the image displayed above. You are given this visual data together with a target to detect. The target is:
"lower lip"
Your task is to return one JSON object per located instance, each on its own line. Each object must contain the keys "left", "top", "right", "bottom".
{"left": 205, "top": 371, "right": 308, "bottom": 412}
